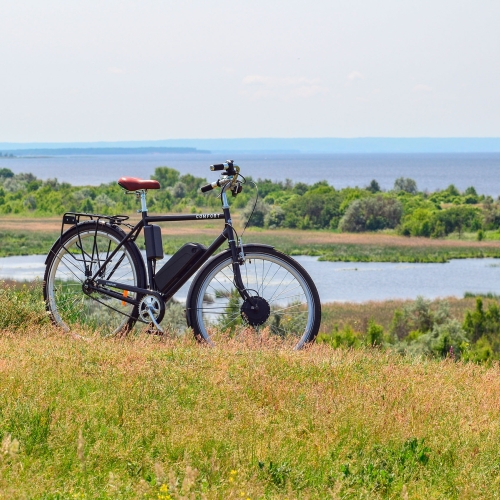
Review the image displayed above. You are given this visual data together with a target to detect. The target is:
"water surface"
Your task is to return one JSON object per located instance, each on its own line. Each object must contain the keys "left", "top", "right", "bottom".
{"left": 2, "top": 254, "right": 499, "bottom": 303}
{"left": 4, "top": 152, "right": 500, "bottom": 195}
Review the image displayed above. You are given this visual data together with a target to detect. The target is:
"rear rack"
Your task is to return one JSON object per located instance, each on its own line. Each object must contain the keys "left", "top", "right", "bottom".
{"left": 61, "top": 212, "right": 130, "bottom": 237}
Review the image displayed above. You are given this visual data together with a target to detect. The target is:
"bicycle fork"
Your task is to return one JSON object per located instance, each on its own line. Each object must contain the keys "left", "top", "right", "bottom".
{"left": 221, "top": 191, "right": 256, "bottom": 307}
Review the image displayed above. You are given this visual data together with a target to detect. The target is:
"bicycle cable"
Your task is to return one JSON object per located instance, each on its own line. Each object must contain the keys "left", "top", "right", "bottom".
{"left": 238, "top": 174, "right": 258, "bottom": 240}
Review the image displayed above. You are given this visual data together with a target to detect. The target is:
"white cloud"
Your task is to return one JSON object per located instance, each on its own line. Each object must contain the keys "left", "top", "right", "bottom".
{"left": 243, "top": 75, "right": 321, "bottom": 87}
{"left": 108, "top": 67, "right": 125, "bottom": 74}
{"left": 412, "top": 84, "right": 433, "bottom": 92}
{"left": 241, "top": 75, "right": 328, "bottom": 99}
{"left": 347, "top": 71, "right": 364, "bottom": 81}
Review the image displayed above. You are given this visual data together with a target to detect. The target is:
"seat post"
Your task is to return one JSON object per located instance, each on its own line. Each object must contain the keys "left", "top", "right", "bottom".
{"left": 138, "top": 190, "right": 148, "bottom": 213}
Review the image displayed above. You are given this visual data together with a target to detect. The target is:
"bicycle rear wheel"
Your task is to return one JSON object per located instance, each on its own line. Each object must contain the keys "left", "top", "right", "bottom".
{"left": 43, "top": 222, "right": 146, "bottom": 336}
{"left": 186, "top": 245, "right": 321, "bottom": 349}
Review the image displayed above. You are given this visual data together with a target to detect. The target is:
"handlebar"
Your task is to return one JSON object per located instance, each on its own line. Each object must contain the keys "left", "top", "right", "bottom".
{"left": 200, "top": 160, "right": 240, "bottom": 195}
{"left": 200, "top": 178, "right": 231, "bottom": 193}
{"left": 210, "top": 160, "right": 234, "bottom": 171}
{"left": 200, "top": 180, "right": 219, "bottom": 192}
{"left": 210, "top": 164, "right": 226, "bottom": 171}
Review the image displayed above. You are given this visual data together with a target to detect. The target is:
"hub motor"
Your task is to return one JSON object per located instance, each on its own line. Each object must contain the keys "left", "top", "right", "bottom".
{"left": 240, "top": 296, "right": 271, "bottom": 327}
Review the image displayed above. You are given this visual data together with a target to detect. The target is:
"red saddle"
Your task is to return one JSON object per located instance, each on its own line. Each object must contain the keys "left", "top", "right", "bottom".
{"left": 117, "top": 177, "right": 160, "bottom": 191}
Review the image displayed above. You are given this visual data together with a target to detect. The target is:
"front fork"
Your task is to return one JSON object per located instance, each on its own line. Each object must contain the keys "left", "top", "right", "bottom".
{"left": 222, "top": 190, "right": 255, "bottom": 305}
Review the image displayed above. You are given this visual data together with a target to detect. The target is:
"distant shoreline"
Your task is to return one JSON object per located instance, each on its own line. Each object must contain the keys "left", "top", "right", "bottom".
{"left": 1, "top": 147, "right": 210, "bottom": 156}
{"left": 2, "top": 137, "right": 500, "bottom": 154}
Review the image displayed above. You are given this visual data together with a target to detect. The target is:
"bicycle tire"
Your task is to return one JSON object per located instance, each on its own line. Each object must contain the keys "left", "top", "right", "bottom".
{"left": 43, "top": 221, "right": 146, "bottom": 336}
{"left": 186, "top": 245, "right": 321, "bottom": 349}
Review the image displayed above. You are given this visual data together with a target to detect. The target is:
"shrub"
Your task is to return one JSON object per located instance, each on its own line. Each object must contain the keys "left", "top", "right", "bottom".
{"left": 264, "top": 205, "right": 285, "bottom": 229}
{"left": 283, "top": 189, "right": 342, "bottom": 229}
{"left": 241, "top": 199, "right": 271, "bottom": 227}
{"left": 405, "top": 319, "right": 468, "bottom": 358}
{"left": 339, "top": 195, "right": 403, "bottom": 232}
{"left": 366, "top": 320, "right": 385, "bottom": 346}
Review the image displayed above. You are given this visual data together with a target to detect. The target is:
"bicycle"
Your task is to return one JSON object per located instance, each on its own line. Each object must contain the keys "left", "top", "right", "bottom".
{"left": 43, "top": 160, "right": 321, "bottom": 349}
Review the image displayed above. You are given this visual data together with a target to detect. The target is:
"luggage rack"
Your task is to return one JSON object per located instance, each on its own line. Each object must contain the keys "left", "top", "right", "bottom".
{"left": 60, "top": 212, "right": 130, "bottom": 237}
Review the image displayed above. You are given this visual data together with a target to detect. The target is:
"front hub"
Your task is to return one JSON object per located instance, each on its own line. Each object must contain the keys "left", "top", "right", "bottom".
{"left": 240, "top": 296, "right": 271, "bottom": 327}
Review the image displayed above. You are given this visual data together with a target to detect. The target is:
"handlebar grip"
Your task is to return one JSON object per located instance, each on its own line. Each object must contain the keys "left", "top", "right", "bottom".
{"left": 210, "top": 164, "right": 225, "bottom": 171}
{"left": 200, "top": 183, "right": 214, "bottom": 193}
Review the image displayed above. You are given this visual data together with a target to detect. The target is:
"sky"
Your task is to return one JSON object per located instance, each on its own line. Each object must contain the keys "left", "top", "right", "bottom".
{"left": 1, "top": 0, "right": 499, "bottom": 142}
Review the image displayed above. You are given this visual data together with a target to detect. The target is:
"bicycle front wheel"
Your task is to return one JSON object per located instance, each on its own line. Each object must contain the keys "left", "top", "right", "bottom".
{"left": 186, "top": 245, "right": 321, "bottom": 349}
{"left": 43, "top": 222, "right": 146, "bottom": 336}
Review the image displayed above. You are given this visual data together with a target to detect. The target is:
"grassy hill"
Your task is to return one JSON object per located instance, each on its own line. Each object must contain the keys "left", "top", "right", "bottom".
{"left": 1, "top": 287, "right": 500, "bottom": 498}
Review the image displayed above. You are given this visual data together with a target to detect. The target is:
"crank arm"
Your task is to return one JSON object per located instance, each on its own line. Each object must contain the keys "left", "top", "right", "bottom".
{"left": 147, "top": 306, "right": 164, "bottom": 333}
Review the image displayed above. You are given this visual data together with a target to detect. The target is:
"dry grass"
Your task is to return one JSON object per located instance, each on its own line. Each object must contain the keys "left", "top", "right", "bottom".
{"left": 1, "top": 324, "right": 500, "bottom": 498}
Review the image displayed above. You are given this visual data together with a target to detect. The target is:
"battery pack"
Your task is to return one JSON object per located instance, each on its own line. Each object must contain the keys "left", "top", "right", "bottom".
{"left": 144, "top": 225, "right": 164, "bottom": 260}
{"left": 155, "top": 242, "right": 206, "bottom": 293}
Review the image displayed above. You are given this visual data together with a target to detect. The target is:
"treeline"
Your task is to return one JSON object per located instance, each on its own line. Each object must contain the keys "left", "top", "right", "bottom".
{"left": 244, "top": 176, "right": 498, "bottom": 238}
{"left": 1, "top": 166, "right": 500, "bottom": 238}
{"left": 0, "top": 167, "right": 221, "bottom": 216}
{"left": 319, "top": 296, "right": 500, "bottom": 363}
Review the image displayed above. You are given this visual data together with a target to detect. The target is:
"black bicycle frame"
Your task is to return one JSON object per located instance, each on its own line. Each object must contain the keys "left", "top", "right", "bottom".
{"left": 86, "top": 203, "right": 251, "bottom": 306}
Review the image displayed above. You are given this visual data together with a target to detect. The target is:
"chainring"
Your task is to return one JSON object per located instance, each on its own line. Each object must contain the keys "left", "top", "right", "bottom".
{"left": 138, "top": 294, "right": 165, "bottom": 324}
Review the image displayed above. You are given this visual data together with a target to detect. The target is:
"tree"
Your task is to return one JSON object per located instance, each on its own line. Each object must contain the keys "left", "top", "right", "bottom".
{"left": 366, "top": 179, "right": 381, "bottom": 193}
{"left": 393, "top": 177, "right": 418, "bottom": 194}
{"left": 293, "top": 182, "right": 309, "bottom": 195}
{"left": 0, "top": 168, "right": 14, "bottom": 179}
{"left": 151, "top": 167, "right": 180, "bottom": 188}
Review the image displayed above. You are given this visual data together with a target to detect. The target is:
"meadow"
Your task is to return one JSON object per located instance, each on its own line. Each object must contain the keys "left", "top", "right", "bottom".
{"left": 3, "top": 216, "right": 500, "bottom": 263}
{"left": 2, "top": 283, "right": 500, "bottom": 498}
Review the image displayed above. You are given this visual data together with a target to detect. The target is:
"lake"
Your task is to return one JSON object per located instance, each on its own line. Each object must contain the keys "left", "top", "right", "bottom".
{"left": 2, "top": 254, "right": 499, "bottom": 304}
{"left": 3, "top": 152, "right": 500, "bottom": 195}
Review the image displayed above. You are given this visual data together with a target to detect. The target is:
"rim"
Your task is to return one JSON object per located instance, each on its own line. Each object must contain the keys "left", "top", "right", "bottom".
{"left": 195, "top": 252, "right": 315, "bottom": 348}
{"left": 47, "top": 229, "right": 139, "bottom": 335}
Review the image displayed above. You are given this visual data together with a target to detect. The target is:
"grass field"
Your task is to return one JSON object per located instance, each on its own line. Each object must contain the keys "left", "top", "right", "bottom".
{"left": 3, "top": 216, "right": 500, "bottom": 262}
{"left": 2, "top": 328, "right": 500, "bottom": 499}
{"left": 1, "top": 283, "right": 500, "bottom": 498}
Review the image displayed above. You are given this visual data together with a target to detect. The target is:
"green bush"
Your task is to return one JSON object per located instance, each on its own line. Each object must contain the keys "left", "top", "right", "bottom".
{"left": 339, "top": 195, "right": 403, "bottom": 232}
{"left": 241, "top": 199, "right": 271, "bottom": 227}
